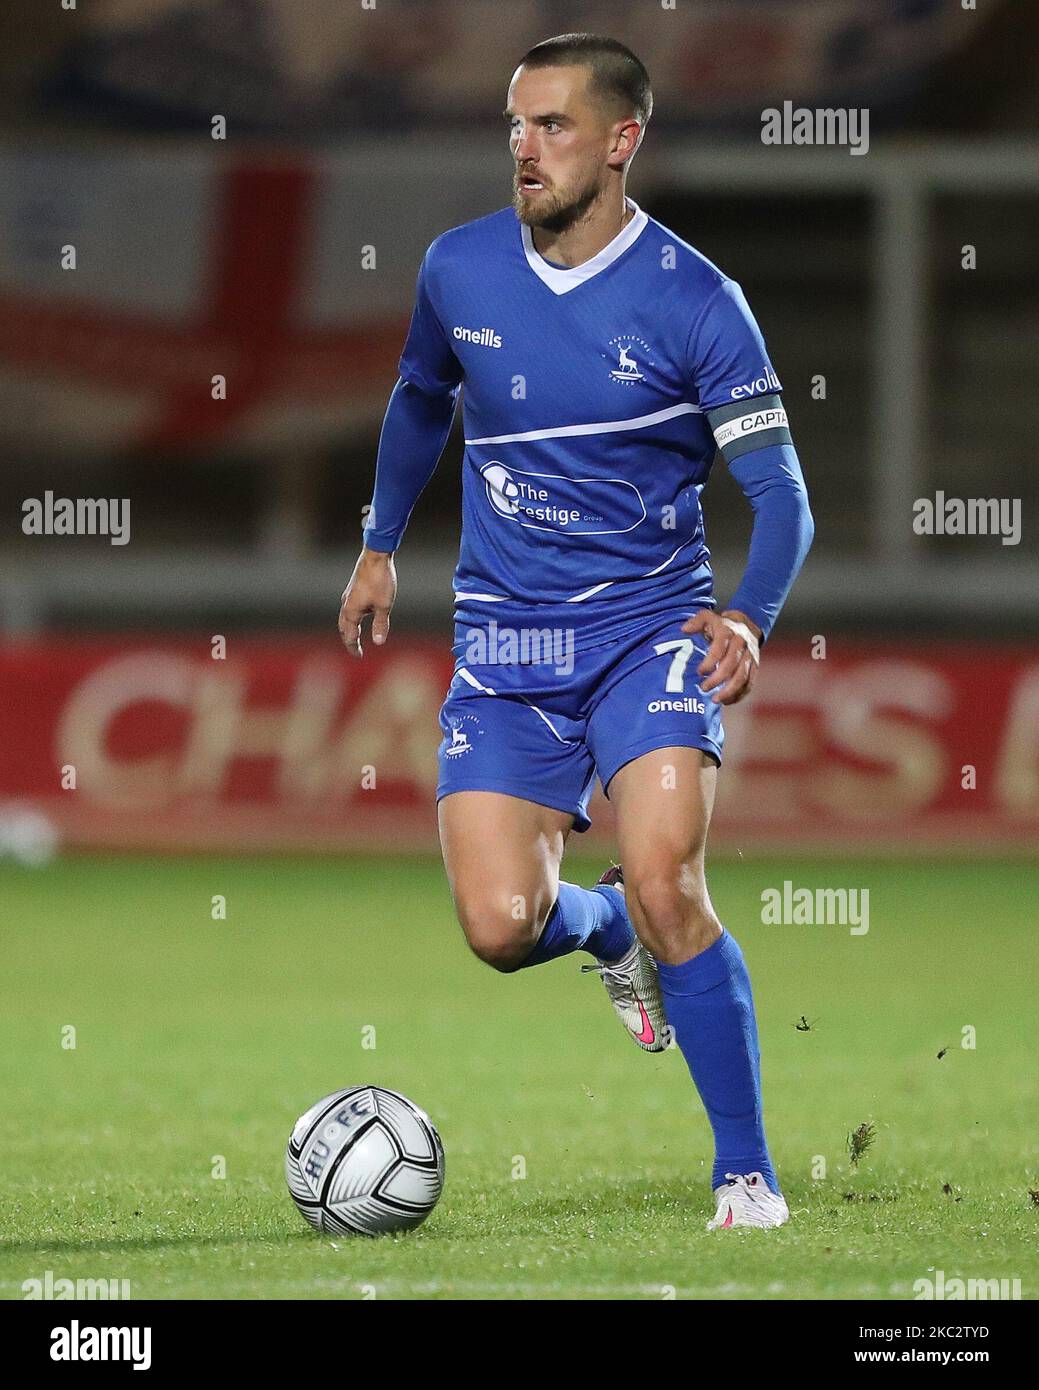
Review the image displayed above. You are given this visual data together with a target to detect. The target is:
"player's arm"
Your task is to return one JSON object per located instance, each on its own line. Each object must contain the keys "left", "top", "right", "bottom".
{"left": 684, "top": 431, "right": 813, "bottom": 703}
{"left": 682, "top": 281, "right": 814, "bottom": 703}
{"left": 338, "top": 247, "right": 462, "bottom": 657}
{"left": 339, "top": 378, "right": 459, "bottom": 656}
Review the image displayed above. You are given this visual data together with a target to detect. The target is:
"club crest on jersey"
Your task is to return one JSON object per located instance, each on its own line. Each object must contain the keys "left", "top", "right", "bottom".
{"left": 606, "top": 335, "right": 653, "bottom": 385}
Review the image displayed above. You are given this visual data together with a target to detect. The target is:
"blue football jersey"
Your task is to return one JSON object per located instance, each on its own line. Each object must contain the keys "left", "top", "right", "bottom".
{"left": 397, "top": 199, "right": 788, "bottom": 649}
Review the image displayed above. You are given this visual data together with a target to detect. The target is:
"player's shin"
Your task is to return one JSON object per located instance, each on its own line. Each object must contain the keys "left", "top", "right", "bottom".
{"left": 517, "top": 882, "right": 635, "bottom": 968}
{"left": 655, "top": 930, "right": 780, "bottom": 1195}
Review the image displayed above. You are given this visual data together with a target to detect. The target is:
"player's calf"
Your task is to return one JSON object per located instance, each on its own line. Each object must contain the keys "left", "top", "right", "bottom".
{"left": 610, "top": 755, "right": 782, "bottom": 1204}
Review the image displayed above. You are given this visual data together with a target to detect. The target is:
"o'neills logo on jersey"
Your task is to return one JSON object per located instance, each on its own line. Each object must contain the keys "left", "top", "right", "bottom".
{"left": 730, "top": 365, "right": 781, "bottom": 399}
{"left": 453, "top": 325, "right": 502, "bottom": 348}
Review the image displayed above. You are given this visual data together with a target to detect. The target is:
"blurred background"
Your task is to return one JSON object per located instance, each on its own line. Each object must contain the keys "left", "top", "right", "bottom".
{"left": 1, "top": 0, "right": 1036, "bottom": 859}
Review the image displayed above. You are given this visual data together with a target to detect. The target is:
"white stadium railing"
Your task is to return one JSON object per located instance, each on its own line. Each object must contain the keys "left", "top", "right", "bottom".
{"left": 1, "top": 138, "right": 1036, "bottom": 631}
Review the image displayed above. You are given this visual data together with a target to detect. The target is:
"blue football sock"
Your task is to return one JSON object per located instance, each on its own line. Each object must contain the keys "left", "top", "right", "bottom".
{"left": 656, "top": 930, "right": 779, "bottom": 1194}
{"left": 518, "top": 882, "right": 635, "bottom": 969}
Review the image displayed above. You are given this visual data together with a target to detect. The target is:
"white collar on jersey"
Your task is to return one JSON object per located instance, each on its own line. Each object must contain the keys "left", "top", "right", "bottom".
{"left": 520, "top": 197, "right": 648, "bottom": 295}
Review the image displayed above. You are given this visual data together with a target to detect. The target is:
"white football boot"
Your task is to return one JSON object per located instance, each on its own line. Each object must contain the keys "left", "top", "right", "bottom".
{"left": 581, "top": 865, "right": 671, "bottom": 1053}
{"left": 707, "top": 1172, "right": 790, "bottom": 1230}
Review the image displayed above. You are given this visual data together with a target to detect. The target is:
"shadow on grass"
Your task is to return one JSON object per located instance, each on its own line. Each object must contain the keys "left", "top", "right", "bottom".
{"left": 3, "top": 1180, "right": 878, "bottom": 1256}
{"left": 0, "top": 1229, "right": 312, "bottom": 1257}
{"left": 436, "top": 1177, "right": 704, "bottom": 1236}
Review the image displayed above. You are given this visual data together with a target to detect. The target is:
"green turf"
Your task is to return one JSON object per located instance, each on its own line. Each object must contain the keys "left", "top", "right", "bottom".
{"left": 0, "top": 853, "right": 1036, "bottom": 1300}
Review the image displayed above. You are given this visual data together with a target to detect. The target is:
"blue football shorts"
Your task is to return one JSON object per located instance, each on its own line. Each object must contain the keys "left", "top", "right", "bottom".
{"left": 436, "top": 610, "right": 724, "bottom": 832}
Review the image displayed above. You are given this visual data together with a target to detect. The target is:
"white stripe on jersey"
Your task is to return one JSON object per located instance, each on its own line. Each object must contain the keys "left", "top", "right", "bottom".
{"left": 567, "top": 581, "right": 614, "bottom": 603}
{"left": 643, "top": 539, "right": 694, "bottom": 578}
{"left": 566, "top": 539, "right": 695, "bottom": 603}
{"left": 465, "top": 400, "right": 701, "bottom": 447}
{"left": 455, "top": 666, "right": 497, "bottom": 694}
{"left": 522, "top": 702, "right": 574, "bottom": 745}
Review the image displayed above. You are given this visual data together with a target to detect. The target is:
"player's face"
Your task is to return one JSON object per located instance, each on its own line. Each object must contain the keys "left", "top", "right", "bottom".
{"left": 506, "top": 65, "right": 623, "bottom": 230}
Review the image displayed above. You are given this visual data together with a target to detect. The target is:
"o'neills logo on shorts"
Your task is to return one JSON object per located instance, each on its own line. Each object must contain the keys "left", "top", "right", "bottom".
{"left": 453, "top": 325, "right": 502, "bottom": 348}
{"left": 648, "top": 697, "right": 706, "bottom": 715}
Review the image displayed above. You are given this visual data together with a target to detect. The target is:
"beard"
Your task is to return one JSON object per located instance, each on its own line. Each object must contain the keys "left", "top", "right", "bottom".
{"left": 512, "top": 176, "right": 601, "bottom": 233}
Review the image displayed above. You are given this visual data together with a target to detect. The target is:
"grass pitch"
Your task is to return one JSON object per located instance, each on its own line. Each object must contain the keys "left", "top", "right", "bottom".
{"left": 0, "top": 853, "right": 1036, "bottom": 1301}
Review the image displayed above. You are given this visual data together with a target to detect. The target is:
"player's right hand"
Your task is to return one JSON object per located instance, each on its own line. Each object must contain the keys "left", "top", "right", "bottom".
{"left": 338, "top": 548, "right": 397, "bottom": 657}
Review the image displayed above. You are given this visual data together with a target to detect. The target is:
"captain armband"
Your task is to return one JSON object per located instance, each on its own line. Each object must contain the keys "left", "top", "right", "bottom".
{"left": 705, "top": 394, "right": 793, "bottom": 463}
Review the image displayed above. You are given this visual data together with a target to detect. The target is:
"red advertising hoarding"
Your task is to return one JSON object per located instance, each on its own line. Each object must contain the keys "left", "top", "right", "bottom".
{"left": 1, "top": 638, "right": 1036, "bottom": 854}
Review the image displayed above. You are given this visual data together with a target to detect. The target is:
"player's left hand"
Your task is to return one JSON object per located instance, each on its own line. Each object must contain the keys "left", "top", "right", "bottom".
{"left": 682, "top": 608, "right": 763, "bottom": 706}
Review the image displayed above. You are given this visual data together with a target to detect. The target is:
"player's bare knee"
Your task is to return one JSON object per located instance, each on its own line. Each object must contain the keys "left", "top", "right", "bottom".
{"left": 627, "top": 870, "right": 684, "bottom": 952}
{"left": 454, "top": 889, "right": 549, "bottom": 973}
{"left": 467, "top": 931, "right": 531, "bottom": 973}
{"left": 627, "top": 865, "right": 721, "bottom": 965}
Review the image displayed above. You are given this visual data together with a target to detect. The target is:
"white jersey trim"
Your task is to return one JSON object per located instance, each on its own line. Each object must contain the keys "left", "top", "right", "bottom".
{"left": 454, "top": 666, "right": 573, "bottom": 746}
{"left": 565, "top": 539, "right": 694, "bottom": 604}
{"left": 522, "top": 701, "right": 574, "bottom": 745}
{"left": 521, "top": 198, "right": 649, "bottom": 296}
{"left": 643, "top": 539, "right": 693, "bottom": 578}
{"left": 567, "top": 581, "right": 614, "bottom": 604}
{"left": 465, "top": 400, "right": 701, "bottom": 448}
{"left": 456, "top": 666, "right": 497, "bottom": 694}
